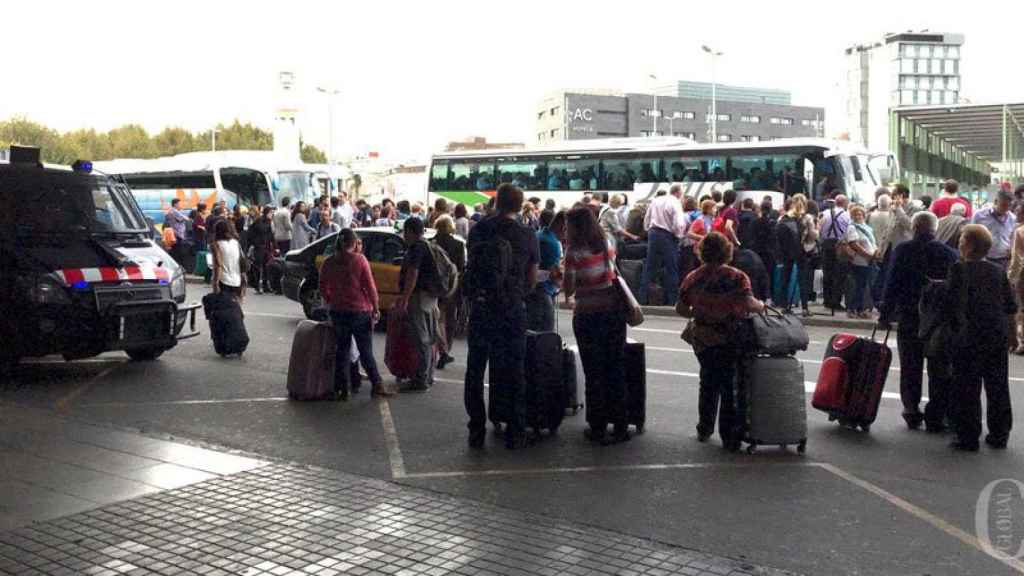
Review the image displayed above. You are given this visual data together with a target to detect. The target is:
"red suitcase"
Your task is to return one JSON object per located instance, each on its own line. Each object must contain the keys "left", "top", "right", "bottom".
{"left": 812, "top": 326, "right": 892, "bottom": 432}
{"left": 385, "top": 313, "right": 419, "bottom": 380}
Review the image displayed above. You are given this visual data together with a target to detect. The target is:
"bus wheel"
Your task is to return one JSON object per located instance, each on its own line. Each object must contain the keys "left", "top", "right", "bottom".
{"left": 126, "top": 347, "right": 165, "bottom": 362}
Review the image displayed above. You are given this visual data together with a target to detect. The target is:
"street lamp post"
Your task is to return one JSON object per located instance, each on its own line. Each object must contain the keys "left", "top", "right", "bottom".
{"left": 317, "top": 87, "right": 341, "bottom": 192}
{"left": 211, "top": 128, "right": 221, "bottom": 152}
{"left": 702, "top": 45, "right": 724, "bottom": 143}
{"left": 649, "top": 74, "right": 658, "bottom": 137}
{"left": 667, "top": 111, "right": 682, "bottom": 137}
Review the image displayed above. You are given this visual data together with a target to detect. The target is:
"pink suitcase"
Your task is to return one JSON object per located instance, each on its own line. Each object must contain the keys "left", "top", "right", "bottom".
{"left": 287, "top": 320, "right": 337, "bottom": 400}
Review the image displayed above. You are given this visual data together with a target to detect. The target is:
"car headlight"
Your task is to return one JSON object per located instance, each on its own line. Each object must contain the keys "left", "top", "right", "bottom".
{"left": 19, "top": 274, "right": 72, "bottom": 305}
{"left": 171, "top": 270, "right": 186, "bottom": 300}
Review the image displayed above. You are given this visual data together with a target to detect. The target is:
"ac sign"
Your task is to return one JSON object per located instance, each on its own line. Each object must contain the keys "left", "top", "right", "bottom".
{"left": 568, "top": 108, "right": 593, "bottom": 122}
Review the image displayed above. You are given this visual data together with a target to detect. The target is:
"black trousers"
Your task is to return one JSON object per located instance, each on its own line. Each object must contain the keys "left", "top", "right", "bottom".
{"left": 465, "top": 305, "right": 527, "bottom": 437}
{"left": 574, "top": 307, "right": 628, "bottom": 431}
{"left": 821, "top": 239, "right": 849, "bottom": 309}
{"left": 953, "top": 344, "right": 1013, "bottom": 445}
{"left": 329, "top": 311, "right": 382, "bottom": 393}
{"left": 897, "top": 319, "right": 952, "bottom": 427}
{"left": 696, "top": 345, "right": 741, "bottom": 445}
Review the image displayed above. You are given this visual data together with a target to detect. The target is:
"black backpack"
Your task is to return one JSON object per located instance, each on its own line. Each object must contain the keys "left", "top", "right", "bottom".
{"left": 776, "top": 215, "right": 802, "bottom": 259}
{"left": 465, "top": 224, "right": 518, "bottom": 308}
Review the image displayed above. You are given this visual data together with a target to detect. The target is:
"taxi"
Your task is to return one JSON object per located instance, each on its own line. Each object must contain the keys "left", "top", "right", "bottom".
{"left": 281, "top": 226, "right": 434, "bottom": 319}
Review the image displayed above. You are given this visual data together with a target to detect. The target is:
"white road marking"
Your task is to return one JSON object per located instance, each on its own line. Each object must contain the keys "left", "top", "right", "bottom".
{"left": 23, "top": 358, "right": 125, "bottom": 366}
{"left": 815, "top": 462, "right": 1024, "bottom": 574}
{"left": 54, "top": 362, "right": 126, "bottom": 413}
{"left": 244, "top": 312, "right": 305, "bottom": 320}
{"left": 402, "top": 461, "right": 815, "bottom": 480}
{"left": 80, "top": 397, "right": 290, "bottom": 408}
{"left": 378, "top": 399, "right": 407, "bottom": 479}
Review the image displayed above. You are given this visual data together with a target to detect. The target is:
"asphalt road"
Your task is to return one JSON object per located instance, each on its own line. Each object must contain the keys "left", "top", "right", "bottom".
{"left": 4, "top": 283, "right": 1024, "bottom": 576}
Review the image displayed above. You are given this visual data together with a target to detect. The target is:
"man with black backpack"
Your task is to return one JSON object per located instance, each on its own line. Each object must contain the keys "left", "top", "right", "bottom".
{"left": 464, "top": 183, "right": 540, "bottom": 450}
{"left": 394, "top": 217, "right": 450, "bottom": 392}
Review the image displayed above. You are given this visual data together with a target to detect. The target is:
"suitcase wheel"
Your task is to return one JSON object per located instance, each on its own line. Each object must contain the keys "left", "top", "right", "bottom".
{"left": 635, "top": 424, "right": 645, "bottom": 435}
{"left": 859, "top": 424, "right": 871, "bottom": 433}
{"left": 746, "top": 443, "right": 757, "bottom": 455}
{"left": 827, "top": 413, "right": 838, "bottom": 422}
{"left": 797, "top": 440, "right": 807, "bottom": 454}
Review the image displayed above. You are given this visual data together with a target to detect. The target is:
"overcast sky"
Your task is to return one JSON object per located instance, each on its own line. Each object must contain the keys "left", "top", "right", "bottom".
{"left": 4, "top": 0, "right": 1021, "bottom": 162}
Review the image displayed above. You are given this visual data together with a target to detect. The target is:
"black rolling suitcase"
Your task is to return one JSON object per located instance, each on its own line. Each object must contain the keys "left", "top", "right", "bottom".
{"left": 202, "top": 292, "right": 249, "bottom": 356}
{"left": 624, "top": 339, "right": 647, "bottom": 433}
{"left": 489, "top": 331, "right": 566, "bottom": 434}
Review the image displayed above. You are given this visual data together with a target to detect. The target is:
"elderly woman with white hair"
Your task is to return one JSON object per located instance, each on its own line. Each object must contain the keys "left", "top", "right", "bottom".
{"left": 599, "top": 193, "right": 639, "bottom": 252}
{"left": 936, "top": 201, "right": 969, "bottom": 248}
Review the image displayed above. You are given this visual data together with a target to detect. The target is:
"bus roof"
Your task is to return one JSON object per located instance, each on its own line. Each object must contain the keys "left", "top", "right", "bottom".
{"left": 431, "top": 137, "right": 873, "bottom": 161}
{"left": 94, "top": 150, "right": 317, "bottom": 176}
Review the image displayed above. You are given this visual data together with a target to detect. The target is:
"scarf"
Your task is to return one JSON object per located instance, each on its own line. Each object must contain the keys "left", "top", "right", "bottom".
{"left": 852, "top": 221, "right": 876, "bottom": 246}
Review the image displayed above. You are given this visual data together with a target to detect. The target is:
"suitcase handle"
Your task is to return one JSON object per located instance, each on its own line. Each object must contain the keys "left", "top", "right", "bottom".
{"left": 870, "top": 323, "right": 891, "bottom": 346}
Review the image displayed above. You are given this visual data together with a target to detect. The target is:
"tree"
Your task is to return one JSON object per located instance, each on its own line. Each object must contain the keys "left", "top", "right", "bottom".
{"left": 62, "top": 129, "right": 111, "bottom": 162}
{"left": 0, "top": 117, "right": 66, "bottom": 162}
{"left": 153, "top": 127, "right": 196, "bottom": 157}
{"left": 198, "top": 120, "right": 274, "bottom": 152}
{"left": 301, "top": 143, "right": 326, "bottom": 164}
{"left": 107, "top": 125, "right": 158, "bottom": 159}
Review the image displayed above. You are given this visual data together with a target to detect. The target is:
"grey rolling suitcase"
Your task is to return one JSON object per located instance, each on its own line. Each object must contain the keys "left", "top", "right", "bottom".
{"left": 743, "top": 356, "right": 807, "bottom": 454}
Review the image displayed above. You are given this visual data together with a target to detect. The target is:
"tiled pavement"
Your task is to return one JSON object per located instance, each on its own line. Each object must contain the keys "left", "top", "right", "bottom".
{"left": 0, "top": 463, "right": 796, "bottom": 576}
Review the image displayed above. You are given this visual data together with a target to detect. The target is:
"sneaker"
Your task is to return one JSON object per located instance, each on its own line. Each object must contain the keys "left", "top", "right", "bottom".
{"left": 436, "top": 354, "right": 455, "bottom": 370}
{"left": 505, "top": 431, "right": 534, "bottom": 450}
{"left": 584, "top": 427, "right": 607, "bottom": 443}
{"left": 401, "top": 381, "right": 431, "bottom": 392}
{"left": 903, "top": 413, "right": 924, "bottom": 430}
{"left": 468, "top": 429, "right": 486, "bottom": 449}
{"left": 371, "top": 382, "right": 397, "bottom": 398}
{"left": 985, "top": 435, "right": 1008, "bottom": 449}
{"left": 602, "top": 427, "right": 632, "bottom": 446}
{"left": 950, "top": 440, "right": 979, "bottom": 452}
{"left": 802, "top": 308, "right": 813, "bottom": 318}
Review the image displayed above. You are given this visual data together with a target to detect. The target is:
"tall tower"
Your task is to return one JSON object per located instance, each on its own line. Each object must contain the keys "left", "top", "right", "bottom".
{"left": 273, "top": 71, "right": 302, "bottom": 163}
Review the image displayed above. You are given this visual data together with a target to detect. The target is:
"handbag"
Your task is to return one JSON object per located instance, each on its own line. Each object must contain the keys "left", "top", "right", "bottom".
{"left": 605, "top": 250, "right": 644, "bottom": 327}
{"left": 749, "top": 306, "right": 810, "bottom": 355}
{"left": 681, "top": 319, "right": 732, "bottom": 350}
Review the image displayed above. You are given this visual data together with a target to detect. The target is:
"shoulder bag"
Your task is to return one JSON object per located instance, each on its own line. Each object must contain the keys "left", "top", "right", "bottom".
{"left": 604, "top": 249, "right": 644, "bottom": 327}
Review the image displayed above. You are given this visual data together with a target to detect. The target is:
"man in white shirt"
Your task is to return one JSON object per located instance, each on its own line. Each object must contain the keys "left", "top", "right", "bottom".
{"left": 272, "top": 197, "right": 293, "bottom": 253}
{"left": 640, "top": 184, "right": 686, "bottom": 306}
{"left": 332, "top": 192, "right": 354, "bottom": 229}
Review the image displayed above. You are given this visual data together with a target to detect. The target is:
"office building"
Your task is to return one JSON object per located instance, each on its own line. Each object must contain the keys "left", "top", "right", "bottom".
{"left": 845, "top": 31, "right": 964, "bottom": 152}
{"left": 536, "top": 90, "right": 823, "bottom": 144}
{"left": 654, "top": 81, "right": 791, "bottom": 106}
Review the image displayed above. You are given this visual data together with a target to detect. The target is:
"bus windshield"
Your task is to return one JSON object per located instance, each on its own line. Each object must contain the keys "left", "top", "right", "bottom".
{"left": 277, "top": 171, "right": 313, "bottom": 204}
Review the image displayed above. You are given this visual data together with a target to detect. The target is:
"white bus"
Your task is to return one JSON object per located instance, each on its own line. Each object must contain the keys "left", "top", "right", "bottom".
{"left": 95, "top": 151, "right": 321, "bottom": 225}
{"left": 427, "top": 137, "right": 891, "bottom": 209}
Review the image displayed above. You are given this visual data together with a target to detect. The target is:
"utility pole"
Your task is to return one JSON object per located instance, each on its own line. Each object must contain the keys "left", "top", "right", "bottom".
{"left": 702, "top": 45, "right": 724, "bottom": 143}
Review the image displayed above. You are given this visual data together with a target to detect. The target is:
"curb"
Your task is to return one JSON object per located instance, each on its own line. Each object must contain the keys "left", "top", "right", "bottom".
{"left": 639, "top": 305, "right": 878, "bottom": 331}
{"left": 185, "top": 275, "right": 207, "bottom": 286}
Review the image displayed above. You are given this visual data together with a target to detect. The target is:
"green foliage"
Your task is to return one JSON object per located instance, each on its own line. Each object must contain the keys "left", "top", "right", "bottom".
{"left": 301, "top": 143, "right": 327, "bottom": 163}
{"left": 0, "top": 117, "right": 325, "bottom": 164}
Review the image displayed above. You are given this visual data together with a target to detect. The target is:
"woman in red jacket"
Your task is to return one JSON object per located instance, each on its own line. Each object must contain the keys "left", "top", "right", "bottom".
{"left": 319, "top": 229, "right": 393, "bottom": 399}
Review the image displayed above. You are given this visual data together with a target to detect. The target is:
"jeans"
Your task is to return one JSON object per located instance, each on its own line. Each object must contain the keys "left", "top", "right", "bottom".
{"left": 329, "top": 311, "right": 382, "bottom": 393}
{"left": 897, "top": 318, "right": 951, "bottom": 427}
{"left": 573, "top": 308, "right": 627, "bottom": 432}
{"left": 849, "top": 265, "right": 876, "bottom": 313}
{"left": 406, "top": 292, "right": 437, "bottom": 387}
{"left": 953, "top": 344, "right": 1013, "bottom": 445}
{"left": 821, "top": 239, "right": 849, "bottom": 309}
{"left": 780, "top": 255, "right": 812, "bottom": 310}
{"left": 640, "top": 227, "right": 679, "bottom": 306}
{"left": 525, "top": 287, "right": 555, "bottom": 333}
{"left": 696, "top": 345, "right": 741, "bottom": 445}
{"left": 464, "top": 304, "right": 527, "bottom": 437}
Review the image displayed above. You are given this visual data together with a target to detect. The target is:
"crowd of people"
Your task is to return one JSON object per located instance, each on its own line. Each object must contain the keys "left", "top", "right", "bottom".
{"left": 163, "top": 178, "right": 1024, "bottom": 453}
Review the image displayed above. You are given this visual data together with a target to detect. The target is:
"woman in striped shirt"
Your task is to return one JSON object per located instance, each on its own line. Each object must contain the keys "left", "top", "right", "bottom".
{"left": 564, "top": 207, "right": 629, "bottom": 445}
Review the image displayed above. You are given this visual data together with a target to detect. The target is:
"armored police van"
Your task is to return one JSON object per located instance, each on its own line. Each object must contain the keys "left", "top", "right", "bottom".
{"left": 0, "top": 146, "right": 199, "bottom": 370}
